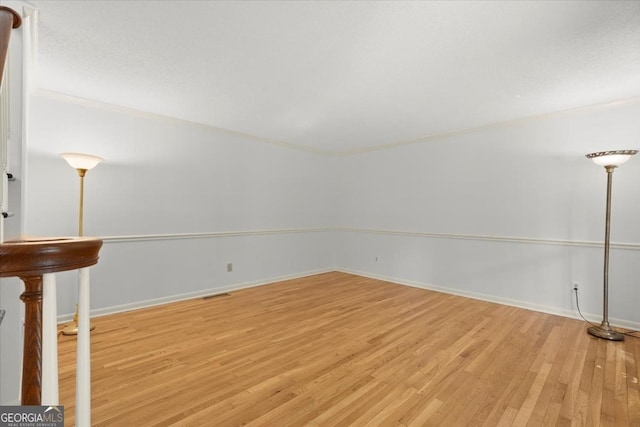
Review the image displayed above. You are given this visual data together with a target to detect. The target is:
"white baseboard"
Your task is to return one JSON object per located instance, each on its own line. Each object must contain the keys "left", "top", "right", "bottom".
{"left": 56, "top": 266, "right": 640, "bottom": 332}
{"left": 336, "top": 268, "right": 640, "bottom": 332}
{"left": 57, "top": 268, "right": 334, "bottom": 323}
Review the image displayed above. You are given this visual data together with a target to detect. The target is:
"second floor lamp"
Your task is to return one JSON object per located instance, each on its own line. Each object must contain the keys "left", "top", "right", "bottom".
{"left": 60, "top": 152, "right": 103, "bottom": 335}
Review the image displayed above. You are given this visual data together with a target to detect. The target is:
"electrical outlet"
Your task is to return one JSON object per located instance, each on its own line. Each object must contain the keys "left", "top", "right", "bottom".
{"left": 572, "top": 282, "right": 579, "bottom": 291}
{"left": 227, "top": 263, "right": 233, "bottom": 272}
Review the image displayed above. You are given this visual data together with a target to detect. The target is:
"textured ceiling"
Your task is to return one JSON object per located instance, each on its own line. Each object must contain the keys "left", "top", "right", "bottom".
{"left": 28, "top": 0, "right": 640, "bottom": 154}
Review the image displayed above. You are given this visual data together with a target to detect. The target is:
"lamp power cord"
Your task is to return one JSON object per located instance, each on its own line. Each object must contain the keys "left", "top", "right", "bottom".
{"left": 574, "top": 288, "right": 639, "bottom": 339}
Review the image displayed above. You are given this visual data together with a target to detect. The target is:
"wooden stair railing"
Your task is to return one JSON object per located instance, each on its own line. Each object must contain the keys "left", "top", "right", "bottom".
{"left": 0, "top": 6, "right": 22, "bottom": 80}
{"left": 0, "top": 238, "right": 102, "bottom": 425}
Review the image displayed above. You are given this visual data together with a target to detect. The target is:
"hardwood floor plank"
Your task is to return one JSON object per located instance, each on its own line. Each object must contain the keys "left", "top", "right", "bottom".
{"left": 627, "top": 339, "right": 640, "bottom": 426}
{"left": 512, "top": 362, "right": 552, "bottom": 426}
{"left": 559, "top": 331, "right": 591, "bottom": 422}
{"left": 55, "top": 272, "right": 640, "bottom": 426}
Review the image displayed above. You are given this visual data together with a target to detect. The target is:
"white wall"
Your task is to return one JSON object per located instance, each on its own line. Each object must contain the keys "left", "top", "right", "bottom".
{"left": 23, "top": 92, "right": 336, "bottom": 317}
{"left": 334, "top": 100, "right": 640, "bottom": 328}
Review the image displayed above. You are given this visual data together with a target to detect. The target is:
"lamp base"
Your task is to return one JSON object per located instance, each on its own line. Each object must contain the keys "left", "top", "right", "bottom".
{"left": 587, "top": 324, "right": 624, "bottom": 341}
{"left": 61, "top": 323, "right": 95, "bottom": 336}
{"left": 60, "top": 304, "right": 95, "bottom": 336}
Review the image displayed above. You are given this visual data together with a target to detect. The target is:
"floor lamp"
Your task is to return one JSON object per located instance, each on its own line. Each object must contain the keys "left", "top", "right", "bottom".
{"left": 60, "top": 152, "right": 103, "bottom": 335}
{"left": 585, "top": 149, "right": 637, "bottom": 341}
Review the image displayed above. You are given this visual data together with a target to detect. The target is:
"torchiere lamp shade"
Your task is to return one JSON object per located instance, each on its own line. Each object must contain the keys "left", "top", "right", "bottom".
{"left": 586, "top": 150, "right": 638, "bottom": 167}
{"left": 60, "top": 153, "right": 104, "bottom": 171}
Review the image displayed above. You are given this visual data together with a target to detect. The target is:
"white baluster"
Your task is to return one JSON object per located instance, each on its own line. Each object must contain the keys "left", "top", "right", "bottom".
{"left": 41, "top": 273, "right": 58, "bottom": 405}
{"left": 76, "top": 267, "right": 91, "bottom": 426}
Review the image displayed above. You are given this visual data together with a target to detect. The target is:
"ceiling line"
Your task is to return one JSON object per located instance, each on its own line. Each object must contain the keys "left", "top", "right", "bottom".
{"left": 339, "top": 96, "right": 640, "bottom": 156}
{"left": 33, "top": 88, "right": 640, "bottom": 158}
{"left": 31, "top": 89, "right": 335, "bottom": 156}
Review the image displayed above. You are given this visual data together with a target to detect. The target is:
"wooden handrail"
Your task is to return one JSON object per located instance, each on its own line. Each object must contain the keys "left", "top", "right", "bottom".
{"left": 0, "top": 238, "right": 102, "bottom": 405}
{"left": 0, "top": 237, "right": 103, "bottom": 277}
{"left": 0, "top": 6, "right": 22, "bottom": 84}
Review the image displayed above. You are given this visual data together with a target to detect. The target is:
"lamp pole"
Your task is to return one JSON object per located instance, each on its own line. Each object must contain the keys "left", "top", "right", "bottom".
{"left": 77, "top": 168, "right": 87, "bottom": 236}
{"left": 587, "top": 165, "right": 620, "bottom": 340}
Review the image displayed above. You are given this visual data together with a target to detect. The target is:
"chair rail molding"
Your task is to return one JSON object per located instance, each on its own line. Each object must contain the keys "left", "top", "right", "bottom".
{"left": 336, "top": 227, "right": 640, "bottom": 251}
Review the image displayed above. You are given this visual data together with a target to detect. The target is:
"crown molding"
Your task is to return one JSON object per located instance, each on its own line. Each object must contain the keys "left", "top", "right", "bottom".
{"left": 33, "top": 89, "right": 640, "bottom": 158}
{"left": 32, "top": 89, "right": 335, "bottom": 155}
{"left": 339, "top": 96, "right": 640, "bottom": 156}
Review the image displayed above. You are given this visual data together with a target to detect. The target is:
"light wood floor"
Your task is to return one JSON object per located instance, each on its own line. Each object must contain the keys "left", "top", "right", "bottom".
{"left": 57, "top": 272, "right": 640, "bottom": 426}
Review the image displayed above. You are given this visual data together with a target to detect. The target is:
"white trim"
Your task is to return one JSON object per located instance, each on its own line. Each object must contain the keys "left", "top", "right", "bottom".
{"left": 56, "top": 268, "right": 334, "bottom": 323}
{"left": 21, "top": 3, "right": 38, "bottom": 90}
{"left": 336, "top": 227, "right": 640, "bottom": 251}
{"left": 91, "top": 227, "right": 640, "bottom": 250}
{"left": 56, "top": 265, "right": 640, "bottom": 332}
{"left": 100, "top": 227, "right": 331, "bottom": 243}
{"left": 30, "top": 88, "right": 640, "bottom": 157}
{"left": 0, "top": 37, "right": 8, "bottom": 243}
{"left": 337, "top": 268, "right": 640, "bottom": 332}
{"left": 20, "top": 3, "right": 38, "bottom": 237}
